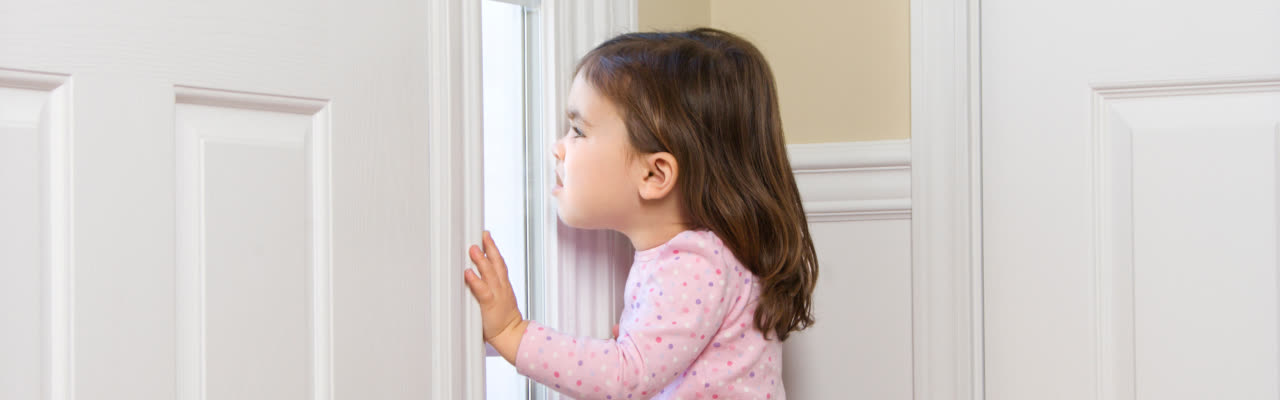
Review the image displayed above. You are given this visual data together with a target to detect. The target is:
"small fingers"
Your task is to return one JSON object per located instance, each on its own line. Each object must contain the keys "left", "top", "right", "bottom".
{"left": 469, "top": 245, "right": 492, "bottom": 278}
{"left": 482, "top": 231, "right": 511, "bottom": 285}
{"left": 463, "top": 269, "right": 493, "bottom": 302}
{"left": 483, "top": 231, "right": 505, "bottom": 262}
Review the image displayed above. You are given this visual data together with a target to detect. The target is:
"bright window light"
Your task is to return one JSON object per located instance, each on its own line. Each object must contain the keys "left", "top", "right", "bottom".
{"left": 482, "top": 0, "right": 530, "bottom": 398}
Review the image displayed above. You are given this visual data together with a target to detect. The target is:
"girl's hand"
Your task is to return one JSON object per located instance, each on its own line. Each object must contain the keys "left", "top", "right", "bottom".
{"left": 464, "top": 231, "right": 526, "bottom": 361}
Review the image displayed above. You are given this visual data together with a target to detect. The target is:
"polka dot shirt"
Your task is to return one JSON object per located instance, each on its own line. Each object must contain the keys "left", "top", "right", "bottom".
{"left": 515, "top": 230, "right": 785, "bottom": 399}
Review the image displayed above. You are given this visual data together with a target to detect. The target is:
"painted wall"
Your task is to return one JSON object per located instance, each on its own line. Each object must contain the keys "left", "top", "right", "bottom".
{"left": 637, "top": 0, "right": 710, "bottom": 32}
{"left": 636, "top": 0, "right": 910, "bottom": 144}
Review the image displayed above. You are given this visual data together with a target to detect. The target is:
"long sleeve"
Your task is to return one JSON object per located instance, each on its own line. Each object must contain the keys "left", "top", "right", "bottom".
{"left": 514, "top": 232, "right": 745, "bottom": 399}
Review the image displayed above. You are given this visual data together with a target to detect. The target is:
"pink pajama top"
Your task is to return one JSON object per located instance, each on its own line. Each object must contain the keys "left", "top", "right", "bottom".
{"left": 515, "top": 229, "right": 785, "bottom": 399}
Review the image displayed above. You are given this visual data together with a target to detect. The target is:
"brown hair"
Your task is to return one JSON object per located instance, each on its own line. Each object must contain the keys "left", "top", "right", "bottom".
{"left": 575, "top": 28, "right": 818, "bottom": 341}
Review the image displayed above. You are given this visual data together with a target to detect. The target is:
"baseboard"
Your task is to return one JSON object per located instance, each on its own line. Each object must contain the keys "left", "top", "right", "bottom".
{"left": 788, "top": 139, "right": 912, "bottom": 222}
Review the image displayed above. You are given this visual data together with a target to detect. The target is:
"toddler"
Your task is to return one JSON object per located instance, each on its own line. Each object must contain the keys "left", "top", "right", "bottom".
{"left": 464, "top": 28, "right": 818, "bottom": 400}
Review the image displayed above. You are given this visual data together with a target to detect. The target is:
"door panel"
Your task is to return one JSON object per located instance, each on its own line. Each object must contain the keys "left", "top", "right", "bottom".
{"left": 0, "top": 72, "right": 72, "bottom": 400}
{"left": 0, "top": 1, "right": 439, "bottom": 398}
{"left": 983, "top": 0, "right": 1280, "bottom": 398}
{"left": 175, "top": 90, "right": 332, "bottom": 400}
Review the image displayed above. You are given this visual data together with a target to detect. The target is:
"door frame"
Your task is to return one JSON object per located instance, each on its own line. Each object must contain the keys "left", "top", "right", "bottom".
{"left": 909, "top": 0, "right": 985, "bottom": 399}
{"left": 425, "top": 1, "right": 638, "bottom": 399}
{"left": 426, "top": 0, "right": 487, "bottom": 398}
{"left": 427, "top": 0, "right": 991, "bottom": 397}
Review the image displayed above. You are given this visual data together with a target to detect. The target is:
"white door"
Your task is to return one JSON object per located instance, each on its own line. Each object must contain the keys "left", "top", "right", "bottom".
{"left": 0, "top": 2, "right": 456, "bottom": 399}
{"left": 982, "top": 0, "right": 1280, "bottom": 398}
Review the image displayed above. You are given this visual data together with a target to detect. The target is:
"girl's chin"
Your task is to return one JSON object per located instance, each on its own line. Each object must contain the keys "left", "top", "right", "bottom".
{"left": 555, "top": 209, "right": 581, "bottom": 228}
{"left": 554, "top": 205, "right": 596, "bottom": 230}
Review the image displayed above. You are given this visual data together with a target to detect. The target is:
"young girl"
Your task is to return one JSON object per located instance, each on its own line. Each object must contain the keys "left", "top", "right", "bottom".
{"left": 463, "top": 28, "right": 818, "bottom": 400}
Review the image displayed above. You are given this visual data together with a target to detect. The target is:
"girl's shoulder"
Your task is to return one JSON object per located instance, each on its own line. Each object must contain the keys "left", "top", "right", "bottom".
{"left": 634, "top": 229, "right": 726, "bottom": 263}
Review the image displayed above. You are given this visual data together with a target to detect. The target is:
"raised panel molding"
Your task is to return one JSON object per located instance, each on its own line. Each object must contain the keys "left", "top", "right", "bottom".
{"left": 0, "top": 67, "right": 72, "bottom": 400}
{"left": 1091, "top": 76, "right": 1280, "bottom": 400}
{"left": 174, "top": 86, "right": 333, "bottom": 400}
{"left": 789, "top": 139, "right": 912, "bottom": 222}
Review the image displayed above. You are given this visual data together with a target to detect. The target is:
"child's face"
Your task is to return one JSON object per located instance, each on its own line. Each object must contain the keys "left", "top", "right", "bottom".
{"left": 552, "top": 73, "right": 643, "bottom": 230}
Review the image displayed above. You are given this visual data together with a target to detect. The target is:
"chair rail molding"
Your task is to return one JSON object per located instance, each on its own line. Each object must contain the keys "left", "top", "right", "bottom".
{"left": 911, "top": 0, "right": 985, "bottom": 398}
{"left": 788, "top": 139, "right": 912, "bottom": 222}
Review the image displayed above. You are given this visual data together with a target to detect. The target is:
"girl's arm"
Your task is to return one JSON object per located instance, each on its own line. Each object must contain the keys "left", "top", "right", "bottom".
{"left": 466, "top": 230, "right": 743, "bottom": 399}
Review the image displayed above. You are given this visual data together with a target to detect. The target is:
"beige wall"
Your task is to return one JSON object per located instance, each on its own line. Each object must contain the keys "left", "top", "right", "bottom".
{"left": 637, "top": 0, "right": 710, "bottom": 32}
{"left": 636, "top": 0, "right": 910, "bottom": 144}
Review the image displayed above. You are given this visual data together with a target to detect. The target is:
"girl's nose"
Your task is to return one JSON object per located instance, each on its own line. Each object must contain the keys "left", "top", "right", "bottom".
{"left": 551, "top": 136, "right": 565, "bottom": 162}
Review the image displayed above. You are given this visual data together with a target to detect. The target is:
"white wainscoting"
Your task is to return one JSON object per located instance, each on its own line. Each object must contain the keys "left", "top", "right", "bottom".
{"left": 783, "top": 139, "right": 914, "bottom": 399}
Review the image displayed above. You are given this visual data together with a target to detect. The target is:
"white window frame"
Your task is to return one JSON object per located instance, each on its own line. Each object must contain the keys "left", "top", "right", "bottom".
{"left": 427, "top": 1, "right": 636, "bottom": 399}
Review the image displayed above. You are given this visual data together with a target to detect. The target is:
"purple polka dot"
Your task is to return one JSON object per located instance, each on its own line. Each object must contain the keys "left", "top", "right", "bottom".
{"left": 604, "top": 350, "right": 609, "bottom": 354}
{"left": 578, "top": 360, "right": 583, "bottom": 366}
{"left": 713, "top": 342, "right": 721, "bottom": 347}
{"left": 659, "top": 291, "right": 663, "bottom": 296}
{"left": 750, "top": 371, "right": 756, "bottom": 377}
{"left": 714, "top": 250, "right": 719, "bottom": 254}
{"left": 692, "top": 370, "right": 697, "bottom": 376}
{"left": 740, "top": 333, "right": 745, "bottom": 338}
{"left": 708, "top": 282, "right": 714, "bottom": 287}
{"left": 657, "top": 315, "right": 662, "bottom": 320}
{"left": 668, "top": 344, "right": 673, "bottom": 349}
{"left": 704, "top": 383, "right": 710, "bottom": 388}
{"left": 608, "top": 396, "right": 612, "bottom": 400}
{"left": 745, "top": 279, "right": 751, "bottom": 284}
{"left": 556, "top": 384, "right": 561, "bottom": 388}
{"left": 696, "top": 299, "right": 702, "bottom": 304}
{"left": 635, "top": 283, "right": 640, "bottom": 287}
{"left": 546, "top": 336, "right": 551, "bottom": 341}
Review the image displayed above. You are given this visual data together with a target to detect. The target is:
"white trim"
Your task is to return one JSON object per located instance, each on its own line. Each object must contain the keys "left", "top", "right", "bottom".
{"left": 307, "top": 99, "right": 335, "bottom": 400}
{"left": 910, "top": 0, "right": 985, "bottom": 398}
{"left": 48, "top": 75, "right": 75, "bottom": 400}
{"left": 489, "top": 0, "right": 542, "bottom": 9}
{"left": 790, "top": 140, "right": 911, "bottom": 170}
{"left": 0, "top": 67, "right": 76, "bottom": 400}
{"left": 528, "top": 1, "right": 636, "bottom": 399}
{"left": 427, "top": 0, "right": 486, "bottom": 398}
{"left": 789, "top": 140, "right": 912, "bottom": 222}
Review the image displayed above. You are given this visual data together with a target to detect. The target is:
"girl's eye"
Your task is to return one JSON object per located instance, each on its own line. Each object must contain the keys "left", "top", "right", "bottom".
{"left": 571, "top": 126, "right": 585, "bottom": 137}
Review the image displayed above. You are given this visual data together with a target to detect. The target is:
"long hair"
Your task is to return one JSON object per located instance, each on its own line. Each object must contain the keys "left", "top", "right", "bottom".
{"left": 575, "top": 28, "right": 818, "bottom": 341}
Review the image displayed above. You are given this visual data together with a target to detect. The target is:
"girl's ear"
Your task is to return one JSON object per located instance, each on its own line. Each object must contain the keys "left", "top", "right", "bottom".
{"left": 636, "top": 152, "right": 679, "bottom": 200}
